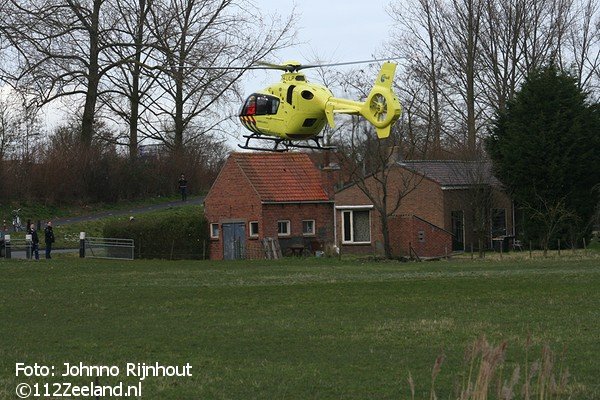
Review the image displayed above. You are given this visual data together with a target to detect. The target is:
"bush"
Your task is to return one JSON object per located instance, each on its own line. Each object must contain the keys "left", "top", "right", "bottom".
{"left": 103, "top": 207, "right": 209, "bottom": 260}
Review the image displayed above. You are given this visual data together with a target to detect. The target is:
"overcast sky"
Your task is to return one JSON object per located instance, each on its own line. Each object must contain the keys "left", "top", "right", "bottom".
{"left": 245, "top": 0, "right": 395, "bottom": 90}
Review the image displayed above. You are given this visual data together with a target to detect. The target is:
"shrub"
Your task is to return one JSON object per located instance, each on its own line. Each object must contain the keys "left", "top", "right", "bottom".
{"left": 103, "top": 207, "right": 209, "bottom": 260}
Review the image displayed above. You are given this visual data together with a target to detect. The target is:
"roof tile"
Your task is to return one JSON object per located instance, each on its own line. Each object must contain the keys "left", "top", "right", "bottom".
{"left": 232, "top": 152, "right": 330, "bottom": 202}
{"left": 400, "top": 160, "right": 502, "bottom": 187}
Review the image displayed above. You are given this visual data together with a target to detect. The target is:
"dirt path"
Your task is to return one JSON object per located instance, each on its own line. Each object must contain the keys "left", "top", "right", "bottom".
{"left": 51, "top": 196, "right": 204, "bottom": 226}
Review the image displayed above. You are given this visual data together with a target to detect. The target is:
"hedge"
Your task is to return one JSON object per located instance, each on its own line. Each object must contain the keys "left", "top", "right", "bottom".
{"left": 103, "top": 207, "right": 209, "bottom": 260}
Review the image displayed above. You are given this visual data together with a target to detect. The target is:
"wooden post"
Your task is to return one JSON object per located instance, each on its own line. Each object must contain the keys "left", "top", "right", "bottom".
{"left": 529, "top": 240, "right": 532, "bottom": 259}
{"left": 500, "top": 241, "right": 503, "bottom": 259}
{"left": 583, "top": 238, "right": 587, "bottom": 256}
{"left": 470, "top": 243, "right": 474, "bottom": 260}
{"left": 558, "top": 239, "right": 561, "bottom": 256}
{"left": 4, "top": 235, "right": 11, "bottom": 259}
{"left": 79, "top": 232, "right": 86, "bottom": 258}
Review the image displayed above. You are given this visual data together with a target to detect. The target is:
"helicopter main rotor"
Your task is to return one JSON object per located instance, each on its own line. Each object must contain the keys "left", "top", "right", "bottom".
{"left": 255, "top": 57, "right": 399, "bottom": 73}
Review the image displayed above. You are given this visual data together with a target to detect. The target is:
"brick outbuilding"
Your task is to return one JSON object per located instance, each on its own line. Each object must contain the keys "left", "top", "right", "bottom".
{"left": 335, "top": 160, "right": 514, "bottom": 258}
{"left": 204, "top": 152, "right": 334, "bottom": 260}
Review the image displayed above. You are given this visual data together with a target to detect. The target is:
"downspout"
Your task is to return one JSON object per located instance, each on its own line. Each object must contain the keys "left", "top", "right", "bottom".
{"left": 333, "top": 203, "right": 337, "bottom": 249}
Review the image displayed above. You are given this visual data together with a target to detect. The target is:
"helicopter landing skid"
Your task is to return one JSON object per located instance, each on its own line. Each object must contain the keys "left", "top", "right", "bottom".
{"left": 238, "top": 134, "right": 335, "bottom": 152}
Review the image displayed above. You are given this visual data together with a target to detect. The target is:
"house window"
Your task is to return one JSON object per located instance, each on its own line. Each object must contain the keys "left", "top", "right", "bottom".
{"left": 277, "top": 220, "right": 290, "bottom": 236}
{"left": 249, "top": 221, "right": 259, "bottom": 237}
{"left": 302, "top": 220, "right": 315, "bottom": 236}
{"left": 491, "top": 209, "right": 507, "bottom": 237}
{"left": 210, "top": 223, "right": 219, "bottom": 239}
{"left": 342, "top": 210, "right": 371, "bottom": 244}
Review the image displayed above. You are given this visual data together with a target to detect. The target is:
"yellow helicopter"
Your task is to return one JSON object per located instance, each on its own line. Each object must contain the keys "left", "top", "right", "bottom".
{"left": 238, "top": 60, "right": 402, "bottom": 151}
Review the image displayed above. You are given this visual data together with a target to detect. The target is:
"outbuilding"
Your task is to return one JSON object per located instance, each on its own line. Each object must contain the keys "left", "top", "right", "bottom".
{"left": 204, "top": 152, "right": 335, "bottom": 260}
{"left": 335, "top": 160, "right": 514, "bottom": 258}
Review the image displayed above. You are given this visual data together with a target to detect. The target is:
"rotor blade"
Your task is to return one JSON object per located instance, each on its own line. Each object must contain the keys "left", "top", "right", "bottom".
{"left": 296, "top": 57, "right": 401, "bottom": 70}
{"left": 182, "top": 64, "right": 279, "bottom": 70}
{"left": 255, "top": 61, "right": 291, "bottom": 70}
{"left": 159, "top": 57, "right": 401, "bottom": 71}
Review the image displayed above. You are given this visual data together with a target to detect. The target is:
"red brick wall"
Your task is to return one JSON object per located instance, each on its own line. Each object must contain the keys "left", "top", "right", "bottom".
{"left": 334, "top": 166, "right": 445, "bottom": 255}
{"left": 204, "top": 156, "right": 334, "bottom": 260}
{"left": 204, "top": 157, "right": 262, "bottom": 260}
{"left": 389, "top": 215, "right": 452, "bottom": 258}
{"left": 261, "top": 203, "right": 334, "bottom": 255}
{"left": 334, "top": 165, "right": 514, "bottom": 256}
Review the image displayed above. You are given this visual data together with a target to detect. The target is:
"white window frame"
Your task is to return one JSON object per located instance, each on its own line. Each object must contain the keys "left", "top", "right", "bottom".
{"left": 302, "top": 220, "right": 316, "bottom": 236}
{"left": 249, "top": 221, "right": 259, "bottom": 237}
{"left": 277, "top": 220, "right": 291, "bottom": 237}
{"left": 341, "top": 209, "right": 371, "bottom": 244}
{"left": 210, "top": 223, "right": 219, "bottom": 239}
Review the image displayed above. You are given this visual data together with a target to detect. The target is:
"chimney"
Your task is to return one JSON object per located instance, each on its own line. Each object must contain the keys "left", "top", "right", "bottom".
{"left": 388, "top": 145, "right": 403, "bottom": 164}
{"left": 320, "top": 154, "right": 340, "bottom": 200}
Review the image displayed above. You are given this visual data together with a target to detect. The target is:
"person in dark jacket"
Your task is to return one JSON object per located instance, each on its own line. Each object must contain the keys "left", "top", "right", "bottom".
{"left": 178, "top": 173, "right": 188, "bottom": 201}
{"left": 29, "top": 224, "right": 40, "bottom": 260}
{"left": 44, "top": 221, "right": 55, "bottom": 259}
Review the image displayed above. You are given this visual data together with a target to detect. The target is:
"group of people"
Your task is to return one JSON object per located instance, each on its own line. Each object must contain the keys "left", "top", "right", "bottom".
{"left": 27, "top": 221, "right": 55, "bottom": 260}
{"left": 10, "top": 173, "right": 188, "bottom": 260}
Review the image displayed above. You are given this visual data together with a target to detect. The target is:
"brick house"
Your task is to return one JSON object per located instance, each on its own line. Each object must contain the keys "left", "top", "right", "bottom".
{"left": 335, "top": 160, "right": 514, "bottom": 258}
{"left": 204, "top": 152, "right": 334, "bottom": 260}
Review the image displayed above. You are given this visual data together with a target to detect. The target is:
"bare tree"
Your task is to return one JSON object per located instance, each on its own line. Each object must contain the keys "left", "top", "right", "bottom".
{"left": 388, "top": 0, "right": 445, "bottom": 157}
{"left": 438, "top": 0, "right": 486, "bottom": 155}
{"left": 478, "top": 0, "right": 526, "bottom": 114}
{"left": 523, "top": 195, "right": 577, "bottom": 256}
{"left": 520, "top": 0, "right": 573, "bottom": 73}
{"left": 100, "top": 0, "right": 156, "bottom": 159}
{"left": 338, "top": 123, "right": 423, "bottom": 259}
{"left": 0, "top": 97, "right": 17, "bottom": 161}
{"left": 565, "top": 0, "right": 600, "bottom": 95}
{"left": 143, "top": 0, "right": 294, "bottom": 154}
{"left": 0, "top": 0, "right": 125, "bottom": 146}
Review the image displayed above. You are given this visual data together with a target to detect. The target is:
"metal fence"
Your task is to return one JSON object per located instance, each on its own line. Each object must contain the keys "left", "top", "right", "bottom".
{"left": 84, "top": 237, "right": 134, "bottom": 260}
{"left": 1, "top": 238, "right": 32, "bottom": 259}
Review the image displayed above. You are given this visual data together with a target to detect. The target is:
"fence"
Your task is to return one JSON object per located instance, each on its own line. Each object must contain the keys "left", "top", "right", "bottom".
{"left": 84, "top": 237, "right": 134, "bottom": 260}
{"left": 1, "top": 237, "right": 32, "bottom": 259}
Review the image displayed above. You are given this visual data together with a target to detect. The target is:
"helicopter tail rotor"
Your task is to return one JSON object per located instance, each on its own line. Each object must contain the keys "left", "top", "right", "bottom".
{"left": 360, "top": 62, "right": 402, "bottom": 138}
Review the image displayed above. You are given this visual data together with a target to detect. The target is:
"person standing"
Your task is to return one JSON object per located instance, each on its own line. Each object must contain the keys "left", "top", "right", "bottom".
{"left": 178, "top": 173, "right": 188, "bottom": 201}
{"left": 44, "top": 221, "right": 55, "bottom": 259}
{"left": 29, "top": 224, "right": 40, "bottom": 261}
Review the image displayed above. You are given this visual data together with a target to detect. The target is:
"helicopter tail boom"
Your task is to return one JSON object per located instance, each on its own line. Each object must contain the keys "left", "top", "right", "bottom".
{"left": 324, "top": 62, "right": 402, "bottom": 139}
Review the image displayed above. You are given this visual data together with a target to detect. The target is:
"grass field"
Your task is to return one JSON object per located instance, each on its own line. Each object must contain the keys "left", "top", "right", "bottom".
{"left": 1, "top": 256, "right": 599, "bottom": 399}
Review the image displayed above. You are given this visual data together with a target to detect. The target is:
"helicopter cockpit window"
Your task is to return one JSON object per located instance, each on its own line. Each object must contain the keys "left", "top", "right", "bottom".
{"left": 241, "top": 94, "right": 279, "bottom": 116}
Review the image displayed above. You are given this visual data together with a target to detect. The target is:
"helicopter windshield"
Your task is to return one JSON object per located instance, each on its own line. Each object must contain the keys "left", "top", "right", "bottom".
{"left": 240, "top": 94, "right": 279, "bottom": 116}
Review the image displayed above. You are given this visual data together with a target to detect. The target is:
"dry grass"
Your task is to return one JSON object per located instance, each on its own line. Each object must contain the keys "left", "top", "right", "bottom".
{"left": 414, "top": 337, "right": 571, "bottom": 400}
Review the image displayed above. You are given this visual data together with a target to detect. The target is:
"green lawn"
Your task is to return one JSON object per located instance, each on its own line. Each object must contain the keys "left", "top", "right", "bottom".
{"left": 1, "top": 256, "right": 598, "bottom": 399}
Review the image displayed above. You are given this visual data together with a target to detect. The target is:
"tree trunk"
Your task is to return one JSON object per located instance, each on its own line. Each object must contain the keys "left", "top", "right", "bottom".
{"left": 128, "top": 0, "right": 147, "bottom": 161}
{"left": 381, "top": 215, "right": 393, "bottom": 259}
{"left": 80, "top": 0, "right": 102, "bottom": 147}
